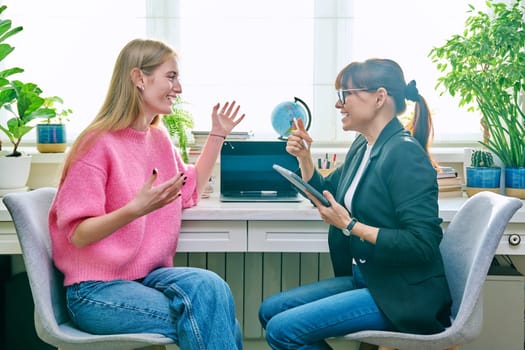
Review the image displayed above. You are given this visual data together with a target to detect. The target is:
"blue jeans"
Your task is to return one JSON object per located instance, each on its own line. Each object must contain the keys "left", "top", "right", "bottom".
{"left": 258, "top": 265, "right": 394, "bottom": 350}
{"left": 66, "top": 267, "right": 243, "bottom": 349}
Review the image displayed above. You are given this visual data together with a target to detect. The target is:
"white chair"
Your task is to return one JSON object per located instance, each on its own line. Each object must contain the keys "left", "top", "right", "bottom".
{"left": 3, "top": 187, "right": 175, "bottom": 350}
{"left": 343, "top": 191, "right": 523, "bottom": 350}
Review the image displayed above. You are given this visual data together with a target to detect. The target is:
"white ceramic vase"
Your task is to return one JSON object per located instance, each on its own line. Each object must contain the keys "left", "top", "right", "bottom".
{"left": 0, "top": 154, "right": 32, "bottom": 193}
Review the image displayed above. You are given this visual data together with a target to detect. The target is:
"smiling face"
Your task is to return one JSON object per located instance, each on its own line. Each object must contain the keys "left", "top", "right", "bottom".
{"left": 142, "top": 56, "right": 182, "bottom": 117}
{"left": 335, "top": 81, "right": 379, "bottom": 133}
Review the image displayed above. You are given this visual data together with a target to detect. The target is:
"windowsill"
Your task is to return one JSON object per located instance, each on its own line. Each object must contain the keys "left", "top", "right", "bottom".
{"left": 310, "top": 145, "right": 467, "bottom": 164}
{"left": 9, "top": 144, "right": 469, "bottom": 165}
{"left": 0, "top": 148, "right": 68, "bottom": 164}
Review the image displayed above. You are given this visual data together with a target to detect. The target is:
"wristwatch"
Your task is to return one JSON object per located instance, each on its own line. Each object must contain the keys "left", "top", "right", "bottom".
{"left": 342, "top": 218, "right": 357, "bottom": 236}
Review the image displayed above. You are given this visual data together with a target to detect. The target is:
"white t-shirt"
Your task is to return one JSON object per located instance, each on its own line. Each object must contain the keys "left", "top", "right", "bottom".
{"left": 344, "top": 143, "right": 373, "bottom": 212}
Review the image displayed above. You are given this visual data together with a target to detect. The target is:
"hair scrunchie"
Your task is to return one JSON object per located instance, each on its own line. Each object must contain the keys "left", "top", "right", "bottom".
{"left": 405, "top": 80, "right": 419, "bottom": 102}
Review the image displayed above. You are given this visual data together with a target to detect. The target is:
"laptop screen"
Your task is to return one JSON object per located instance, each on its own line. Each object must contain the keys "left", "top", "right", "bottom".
{"left": 220, "top": 140, "right": 300, "bottom": 198}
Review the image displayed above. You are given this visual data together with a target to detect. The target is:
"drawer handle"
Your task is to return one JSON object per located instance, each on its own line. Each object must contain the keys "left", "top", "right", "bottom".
{"left": 508, "top": 234, "right": 521, "bottom": 246}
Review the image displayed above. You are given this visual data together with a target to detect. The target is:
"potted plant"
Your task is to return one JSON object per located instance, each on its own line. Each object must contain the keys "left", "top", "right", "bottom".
{"left": 429, "top": 0, "right": 525, "bottom": 198}
{"left": 0, "top": 80, "right": 55, "bottom": 191}
{"left": 0, "top": 5, "right": 59, "bottom": 193}
{"left": 36, "top": 96, "right": 73, "bottom": 153}
{"left": 465, "top": 149, "right": 501, "bottom": 197}
{"left": 162, "top": 95, "right": 194, "bottom": 163}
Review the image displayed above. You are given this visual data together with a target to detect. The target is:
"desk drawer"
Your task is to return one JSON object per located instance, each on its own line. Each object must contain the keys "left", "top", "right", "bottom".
{"left": 441, "top": 222, "right": 525, "bottom": 255}
{"left": 178, "top": 220, "right": 247, "bottom": 252}
{"left": 248, "top": 221, "right": 329, "bottom": 252}
{"left": 0, "top": 222, "right": 20, "bottom": 254}
{"left": 498, "top": 223, "right": 525, "bottom": 255}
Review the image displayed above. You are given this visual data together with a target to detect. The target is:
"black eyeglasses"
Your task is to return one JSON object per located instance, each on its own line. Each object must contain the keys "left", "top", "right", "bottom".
{"left": 336, "top": 88, "right": 376, "bottom": 104}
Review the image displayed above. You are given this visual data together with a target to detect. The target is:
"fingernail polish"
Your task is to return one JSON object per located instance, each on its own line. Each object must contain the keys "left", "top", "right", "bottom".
{"left": 152, "top": 168, "right": 158, "bottom": 175}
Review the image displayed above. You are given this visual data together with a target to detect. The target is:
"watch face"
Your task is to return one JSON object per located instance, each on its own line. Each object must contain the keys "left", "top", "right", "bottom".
{"left": 342, "top": 228, "right": 351, "bottom": 236}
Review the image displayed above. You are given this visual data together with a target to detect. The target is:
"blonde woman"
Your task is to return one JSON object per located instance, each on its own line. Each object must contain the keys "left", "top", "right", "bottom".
{"left": 49, "top": 39, "right": 245, "bottom": 349}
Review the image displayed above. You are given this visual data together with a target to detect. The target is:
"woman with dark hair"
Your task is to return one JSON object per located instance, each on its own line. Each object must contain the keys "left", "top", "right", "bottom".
{"left": 49, "top": 39, "right": 245, "bottom": 349}
{"left": 259, "top": 58, "right": 451, "bottom": 350}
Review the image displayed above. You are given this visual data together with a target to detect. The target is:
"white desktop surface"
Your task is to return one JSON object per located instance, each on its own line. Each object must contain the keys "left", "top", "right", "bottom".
{"left": 182, "top": 194, "right": 525, "bottom": 222}
{"left": 1, "top": 194, "right": 525, "bottom": 254}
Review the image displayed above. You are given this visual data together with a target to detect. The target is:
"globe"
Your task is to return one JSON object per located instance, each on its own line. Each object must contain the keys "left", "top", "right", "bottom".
{"left": 271, "top": 97, "right": 311, "bottom": 139}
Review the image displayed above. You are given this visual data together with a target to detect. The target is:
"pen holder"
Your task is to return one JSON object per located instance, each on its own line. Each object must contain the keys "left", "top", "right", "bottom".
{"left": 318, "top": 168, "right": 335, "bottom": 177}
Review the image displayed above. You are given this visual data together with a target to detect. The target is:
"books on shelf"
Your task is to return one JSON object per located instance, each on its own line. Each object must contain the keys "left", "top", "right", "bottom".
{"left": 192, "top": 130, "right": 254, "bottom": 140}
{"left": 437, "top": 166, "right": 458, "bottom": 179}
{"left": 439, "top": 189, "right": 464, "bottom": 198}
{"left": 438, "top": 176, "right": 463, "bottom": 187}
{"left": 190, "top": 130, "right": 254, "bottom": 156}
{"left": 437, "top": 166, "right": 463, "bottom": 198}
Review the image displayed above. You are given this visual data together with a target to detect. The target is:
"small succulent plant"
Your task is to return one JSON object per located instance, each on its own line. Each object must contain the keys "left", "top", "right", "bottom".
{"left": 471, "top": 149, "right": 494, "bottom": 167}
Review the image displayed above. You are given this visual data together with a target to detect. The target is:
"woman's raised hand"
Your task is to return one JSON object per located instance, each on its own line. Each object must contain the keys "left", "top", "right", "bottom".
{"left": 286, "top": 117, "right": 313, "bottom": 158}
{"left": 210, "top": 101, "right": 245, "bottom": 137}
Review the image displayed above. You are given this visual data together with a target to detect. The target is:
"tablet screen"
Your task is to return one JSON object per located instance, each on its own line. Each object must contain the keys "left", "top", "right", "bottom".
{"left": 273, "top": 164, "right": 331, "bottom": 206}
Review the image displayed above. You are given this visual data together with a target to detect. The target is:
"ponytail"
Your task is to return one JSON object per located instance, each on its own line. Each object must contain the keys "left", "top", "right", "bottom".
{"left": 403, "top": 80, "right": 436, "bottom": 166}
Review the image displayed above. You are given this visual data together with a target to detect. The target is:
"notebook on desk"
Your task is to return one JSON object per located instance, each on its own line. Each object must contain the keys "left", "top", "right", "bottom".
{"left": 220, "top": 140, "right": 302, "bottom": 202}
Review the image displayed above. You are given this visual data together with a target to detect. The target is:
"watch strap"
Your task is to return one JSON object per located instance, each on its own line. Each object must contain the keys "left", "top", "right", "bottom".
{"left": 342, "top": 218, "right": 357, "bottom": 236}
{"left": 346, "top": 218, "right": 357, "bottom": 233}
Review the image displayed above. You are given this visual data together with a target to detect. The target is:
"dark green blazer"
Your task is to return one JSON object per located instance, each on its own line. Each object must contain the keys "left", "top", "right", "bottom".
{"left": 308, "top": 117, "right": 452, "bottom": 334}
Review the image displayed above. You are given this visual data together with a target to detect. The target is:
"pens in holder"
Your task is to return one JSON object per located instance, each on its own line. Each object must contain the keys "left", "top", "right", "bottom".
{"left": 293, "top": 117, "right": 309, "bottom": 150}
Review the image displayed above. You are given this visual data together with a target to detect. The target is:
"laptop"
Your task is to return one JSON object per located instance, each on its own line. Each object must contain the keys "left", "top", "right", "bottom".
{"left": 220, "top": 140, "right": 301, "bottom": 202}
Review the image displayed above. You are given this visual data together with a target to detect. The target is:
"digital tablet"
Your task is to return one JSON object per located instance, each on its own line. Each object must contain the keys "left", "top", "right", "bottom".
{"left": 273, "top": 164, "right": 331, "bottom": 207}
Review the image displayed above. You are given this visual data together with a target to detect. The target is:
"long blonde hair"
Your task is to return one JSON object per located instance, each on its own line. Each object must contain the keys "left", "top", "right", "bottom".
{"left": 60, "top": 39, "right": 177, "bottom": 183}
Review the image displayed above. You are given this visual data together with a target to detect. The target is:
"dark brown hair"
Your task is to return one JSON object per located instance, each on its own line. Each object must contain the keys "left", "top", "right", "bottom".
{"left": 336, "top": 58, "right": 434, "bottom": 161}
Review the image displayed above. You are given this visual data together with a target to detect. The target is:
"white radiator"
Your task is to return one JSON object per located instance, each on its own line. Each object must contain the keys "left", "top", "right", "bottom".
{"left": 173, "top": 252, "right": 334, "bottom": 339}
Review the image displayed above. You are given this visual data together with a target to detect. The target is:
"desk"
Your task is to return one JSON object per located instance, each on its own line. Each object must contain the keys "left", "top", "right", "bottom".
{"left": 1, "top": 195, "right": 525, "bottom": 255}
{"left": 2, "top": 194, "right": 525, "bottom": 349}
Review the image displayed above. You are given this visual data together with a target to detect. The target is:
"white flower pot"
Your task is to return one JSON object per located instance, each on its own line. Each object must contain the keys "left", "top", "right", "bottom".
{"left": 0, "top": 154, "right": 32, "bottom": 192}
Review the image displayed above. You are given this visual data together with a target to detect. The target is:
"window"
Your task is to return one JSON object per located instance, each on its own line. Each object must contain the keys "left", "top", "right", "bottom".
{"left": 157, "top": 0, "right": 487, "bottom": 144}
{"left": 0, "top": 0, "right": 486, "bottom": 146}
{"left": 349, "top": 0, "right": 486, "bottom": 143}
{"left": 1, "top": 0, "right": 147, "bottom": 142}
{"left": 167, "top": 0, "right": 316, "bottom": 140}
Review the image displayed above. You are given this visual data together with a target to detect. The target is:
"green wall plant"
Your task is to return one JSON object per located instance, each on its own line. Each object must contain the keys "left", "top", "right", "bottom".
{"left": 429, "top": 0, "right": 525, "bottom": 168}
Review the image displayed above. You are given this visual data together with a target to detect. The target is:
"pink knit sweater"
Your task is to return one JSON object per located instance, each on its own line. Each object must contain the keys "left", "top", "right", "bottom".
{"left": 49, "top": 127, "right": 198, "bottom": 286}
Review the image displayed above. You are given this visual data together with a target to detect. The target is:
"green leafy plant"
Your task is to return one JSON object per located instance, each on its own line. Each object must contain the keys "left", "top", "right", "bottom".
{"left": 429, "top": 0, "right": 525, "bottom": 168}
{"left": 162, "top": 95, "right": 194, "bottom": 163}
{"left": 0, "top": 81, "right": 56, "bottom": 157}
{"left": 41, "top": 96, "right": 73, "bottom": 124}
{"left": 0, "top": 5, "right": 61, "bottom": 157}
{"left": 470, "top": 149, "right": 495, "bottom": 167}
